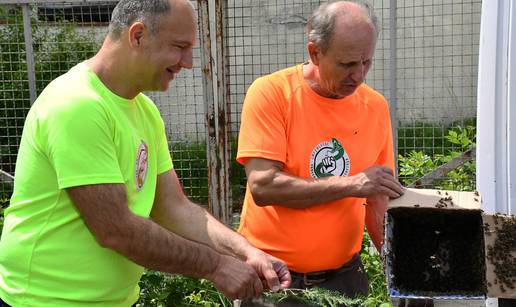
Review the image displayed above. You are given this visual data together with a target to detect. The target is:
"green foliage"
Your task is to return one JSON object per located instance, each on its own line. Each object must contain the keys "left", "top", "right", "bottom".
{"left": 360, "top": 232, "right": 390, "bottom": 306}
{"left": 398, "top": 124, "right": 476, "bottom": 191}
{"left": 263, "top": 288, "right": 366, "bottom": 307}
{"left": 445, "top": 125, "right": 475, "bottom": 150}
{"left": 264, "top": 287, "right": 392, "bottom": 307}
{"left": 398, "top": 151, "right": 444, "bottom": 181}
{"left": 137, "top": 271, "right": 231, "bottom": 307}
{"left": 171, "top": 143, "right": 209, "bottom": 205}
{"left": 136, "top": 233, "right": 392, "bottom": 307}
{"left": 398, "top": 122, "right": 447, "bottom": 156}
{"left": 230, "top": 138, "right": 247, "bottom": 211}
{"left": 170, "top": 139, "right": 248, "bottom": 209}
{"left": 397, "top": 118, "right": 476, "bottom": 157}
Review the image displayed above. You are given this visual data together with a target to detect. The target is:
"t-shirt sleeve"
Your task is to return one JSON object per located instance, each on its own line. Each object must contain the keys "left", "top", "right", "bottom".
{"left": 375, "top": 100, "right": 396, "bottom": 174}
{"left": 236, "top": 77, "right": 287, "bottom": 165}
{"left": 41, "top": 98, "right": 124, "bottom": 189}
{"left": 156, "top": 117, "right": 173, "bottom": 174}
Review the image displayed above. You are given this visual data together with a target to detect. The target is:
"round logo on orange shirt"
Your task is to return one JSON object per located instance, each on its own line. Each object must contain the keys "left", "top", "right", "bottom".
{"left": 310, "top": 138, "right": 350, "bottom": 178}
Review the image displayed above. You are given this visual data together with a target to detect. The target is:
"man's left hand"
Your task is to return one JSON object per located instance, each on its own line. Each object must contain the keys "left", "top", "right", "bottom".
{"left": 245, "top": 249, "right": 291, "bottom": 291}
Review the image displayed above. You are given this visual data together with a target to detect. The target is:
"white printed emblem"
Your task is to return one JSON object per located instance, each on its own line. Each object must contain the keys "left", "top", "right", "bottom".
{"left": 309, "top": 138, "right": 350, "bottom": 178}
{"left": 135, "top": 140, "right": 148, "bottom": 191}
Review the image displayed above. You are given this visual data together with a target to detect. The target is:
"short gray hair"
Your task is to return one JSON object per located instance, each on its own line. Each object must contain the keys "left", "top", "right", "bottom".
{"left": 108, "top": 0, "right": 172, "bottom": 40}
{"left": 307, "top": 0, "right": 379, "bottom": 53}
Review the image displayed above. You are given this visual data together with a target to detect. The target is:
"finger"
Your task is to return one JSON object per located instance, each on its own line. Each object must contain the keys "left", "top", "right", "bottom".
{"left": 375, "top": 166, "right": 394, "bottom": 175}
{"left": 275, "top": 263, "right": 292, "bottom": 288}
{"left": 381, "top": 177, "right": 405, "bottom": 195}
{"left": 262, "top": 264, "right": 281, "bottom": 292}
{"left": 379, "top": 186, "right": 402, "bottom": 198}
{"left": 252, "top": 276, "right": 263, "bottom": 298}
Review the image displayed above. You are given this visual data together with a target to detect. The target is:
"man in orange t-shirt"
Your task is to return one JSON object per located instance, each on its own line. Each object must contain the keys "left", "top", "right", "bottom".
{"left": 237, "top": 1, "right": 404, "bottom": 305}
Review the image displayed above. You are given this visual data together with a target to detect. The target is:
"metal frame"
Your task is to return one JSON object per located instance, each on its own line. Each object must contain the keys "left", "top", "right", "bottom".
{"left": 22, "top": 4, "right": 37, "bottom": 104}
{"left": 198, "top": 0, "right": 231, "bottom": 224}
{"left": 476, "top": 0, "right": 512, "bottom": 215}
{"left": 477, "top": 0, "right": 516, "bottom": 305}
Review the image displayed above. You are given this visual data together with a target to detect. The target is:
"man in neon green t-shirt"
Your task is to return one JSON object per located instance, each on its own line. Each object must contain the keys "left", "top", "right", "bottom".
{"left": 0, "top": 1, "right": 290, "bottom": 306}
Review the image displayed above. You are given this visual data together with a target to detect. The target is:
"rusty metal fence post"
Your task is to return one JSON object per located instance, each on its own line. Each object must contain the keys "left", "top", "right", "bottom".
{"left": 197, "top": 0, "right": 231, "bottom": 224}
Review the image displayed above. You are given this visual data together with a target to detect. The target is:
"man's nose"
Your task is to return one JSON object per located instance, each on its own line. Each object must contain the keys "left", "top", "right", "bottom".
{"left": 350, "top": 62, "right": 366, "bottom": 83}
{"left": 180, "top": 48, "right": 193, "bottom": 69}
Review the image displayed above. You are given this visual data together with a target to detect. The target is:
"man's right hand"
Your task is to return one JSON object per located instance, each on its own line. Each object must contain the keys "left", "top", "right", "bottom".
{"left": 347, "top": 165, "right": 404, "bottom": 198}
{"left": 208, "top": 254, "right": 263, "bottom": 300}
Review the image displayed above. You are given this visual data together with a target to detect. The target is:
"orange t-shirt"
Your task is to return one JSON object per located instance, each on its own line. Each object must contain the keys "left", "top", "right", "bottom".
{"left": 237, "top": 64, "right": 395, "bottom": 273}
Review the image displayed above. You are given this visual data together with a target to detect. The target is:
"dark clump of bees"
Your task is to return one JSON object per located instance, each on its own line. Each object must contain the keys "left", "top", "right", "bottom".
{"left": 484, "top": 215, "right": 516, "bottom": 293}
{"left": 387, "top": 207, "right": 486, "bottom": 296}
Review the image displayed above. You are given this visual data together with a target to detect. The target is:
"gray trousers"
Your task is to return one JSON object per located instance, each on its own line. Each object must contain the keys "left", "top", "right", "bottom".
{"left": 242, "top": 254, "right": 369, "bottom": 307}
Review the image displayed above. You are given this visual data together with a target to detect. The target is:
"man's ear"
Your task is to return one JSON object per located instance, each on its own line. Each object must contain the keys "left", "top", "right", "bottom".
{"left": 128, "top": 22, "right": 146, "bottom": 48}
{"left": 307, "top": 41, "right": 321, "bottom": 65}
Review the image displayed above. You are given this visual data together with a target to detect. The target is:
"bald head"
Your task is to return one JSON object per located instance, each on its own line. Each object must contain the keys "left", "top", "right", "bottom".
{"left": 307, "top": 1, "right": 378, "bottom": 53}
{"left": 108, "top": 0, "right": 194, "bottom": 40}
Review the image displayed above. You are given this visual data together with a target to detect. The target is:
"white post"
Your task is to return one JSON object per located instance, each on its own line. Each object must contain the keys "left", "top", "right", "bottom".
{"left": 477, "top": 0, "right": 516, "bottom": 305}
{"left": 476, "top": 0, "right": 512, "bottom": 215}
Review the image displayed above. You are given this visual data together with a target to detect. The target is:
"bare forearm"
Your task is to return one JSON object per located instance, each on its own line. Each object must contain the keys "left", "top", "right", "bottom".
{"left": 105, "top": 213, "right": 220, "bottom": 279}
{"left": 152, "top": 200, "right": 253, "bottom": 260}
{"left": 246, "top": 159, "right": 403, "bottom": 209}
{"left": 250, "top": 170, "right": 354, "bottom": 208}
{"left": 365, "top": 213, "right": 383, "bottom": 252}
{"left": 364, "top": 196, "right": 389, "bottom": 252}
{"left": 66, "top": 183, "right": 220, "bottom": 279}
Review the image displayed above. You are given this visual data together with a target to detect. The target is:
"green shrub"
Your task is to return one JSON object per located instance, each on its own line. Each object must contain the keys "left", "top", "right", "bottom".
{"left": 171, "top": 143, "right": 209, "bottom": 205}
{"left": 398, "top": 124, "right": 476, "bottom": 191}
{"left": 360, "top": 232, "right": 390, "bottom": 306}
{"left": 397, "top": 122, "right": 447, "bottom": 156}
{"left": 397, "top": 119, "right": 476, "bottom": 157}
{"left": 136, "top": 232, "right": 391, "bottom": 307}
{"left": 137, "top": 271, "right": 231, "bottom": 307}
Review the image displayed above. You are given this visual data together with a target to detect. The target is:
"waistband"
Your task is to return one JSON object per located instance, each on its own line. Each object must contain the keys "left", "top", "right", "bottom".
{"left": 289, "top": 254, "right": 361, "bottom": 286}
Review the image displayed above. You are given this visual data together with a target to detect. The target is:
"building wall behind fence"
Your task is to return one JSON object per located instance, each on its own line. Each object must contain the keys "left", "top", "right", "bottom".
{"left": 0, "top": 0, "right": 481, "bottom": 211}
{"left": 225, "top": 0, "right": 481, "bottom": 206}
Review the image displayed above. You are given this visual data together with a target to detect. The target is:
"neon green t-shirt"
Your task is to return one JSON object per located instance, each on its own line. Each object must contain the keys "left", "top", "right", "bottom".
{"left": 0, "top": 63, "right": 173, "bottom": 306}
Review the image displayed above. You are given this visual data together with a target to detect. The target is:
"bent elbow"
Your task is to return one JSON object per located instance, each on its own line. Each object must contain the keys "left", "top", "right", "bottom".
{"left": 94, "top": 232, "right": 122, "bottom": 250}
{"left": 90, "top": 226, "right": 129, "bottom": 251}
{"left": 249, "top": 184, "right": 273, "bottom": 206}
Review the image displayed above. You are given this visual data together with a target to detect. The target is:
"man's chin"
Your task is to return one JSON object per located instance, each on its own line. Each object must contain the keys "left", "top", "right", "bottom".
{"left": 156, "top": 80, "right": 173, "bottom": 92}
{"left": 337, "top": 87, "right": 358, "bottom": 98}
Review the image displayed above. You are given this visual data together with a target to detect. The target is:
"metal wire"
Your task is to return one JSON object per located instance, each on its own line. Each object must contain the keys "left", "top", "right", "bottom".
{"left": 0, "top": 1, "right": 209, "bottom": 205}
{"left": 0, "top": 0, "right": 483, "bottom": 208}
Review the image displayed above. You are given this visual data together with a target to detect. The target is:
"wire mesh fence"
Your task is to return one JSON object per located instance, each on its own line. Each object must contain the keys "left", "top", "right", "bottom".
{"left": 0, "top": 1, "right": 210, "bottom": 207}
{"left": 395, "top": 0, "right": 480, "bottom": 189}
{"left": 225, "top": 0, "right": 394, "bottom": 210}
{"left": 0, "top": 0, "right": 482, "bottom": 215}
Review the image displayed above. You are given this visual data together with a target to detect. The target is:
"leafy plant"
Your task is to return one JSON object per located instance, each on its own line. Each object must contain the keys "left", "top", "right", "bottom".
{"left": 171, "top": 142, "right": 209, "bottom": 205}
{"left": 398, "top": 124, "right": 476, "bottom": 191}
{"left": 136, "top": 231, "right": 392, "bottom": 307}
{"left": 398, "top": 151, "right": 443, "bottom": 183}
{"left": 397, "top": 119, "right": 476, "bottom": 157}
{"left": 263, "top": 288, "right": 366, "bottom": 307}
{"left": 137, "top": 271, "right": 231, "bottom": 307}
{"left": 360, "top": 232, "right": 390, "bottom": 306}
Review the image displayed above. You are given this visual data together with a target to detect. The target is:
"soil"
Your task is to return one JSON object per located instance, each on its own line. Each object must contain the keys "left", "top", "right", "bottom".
{"left": 387, "top": 207, "right": 486, "bottom": 296}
